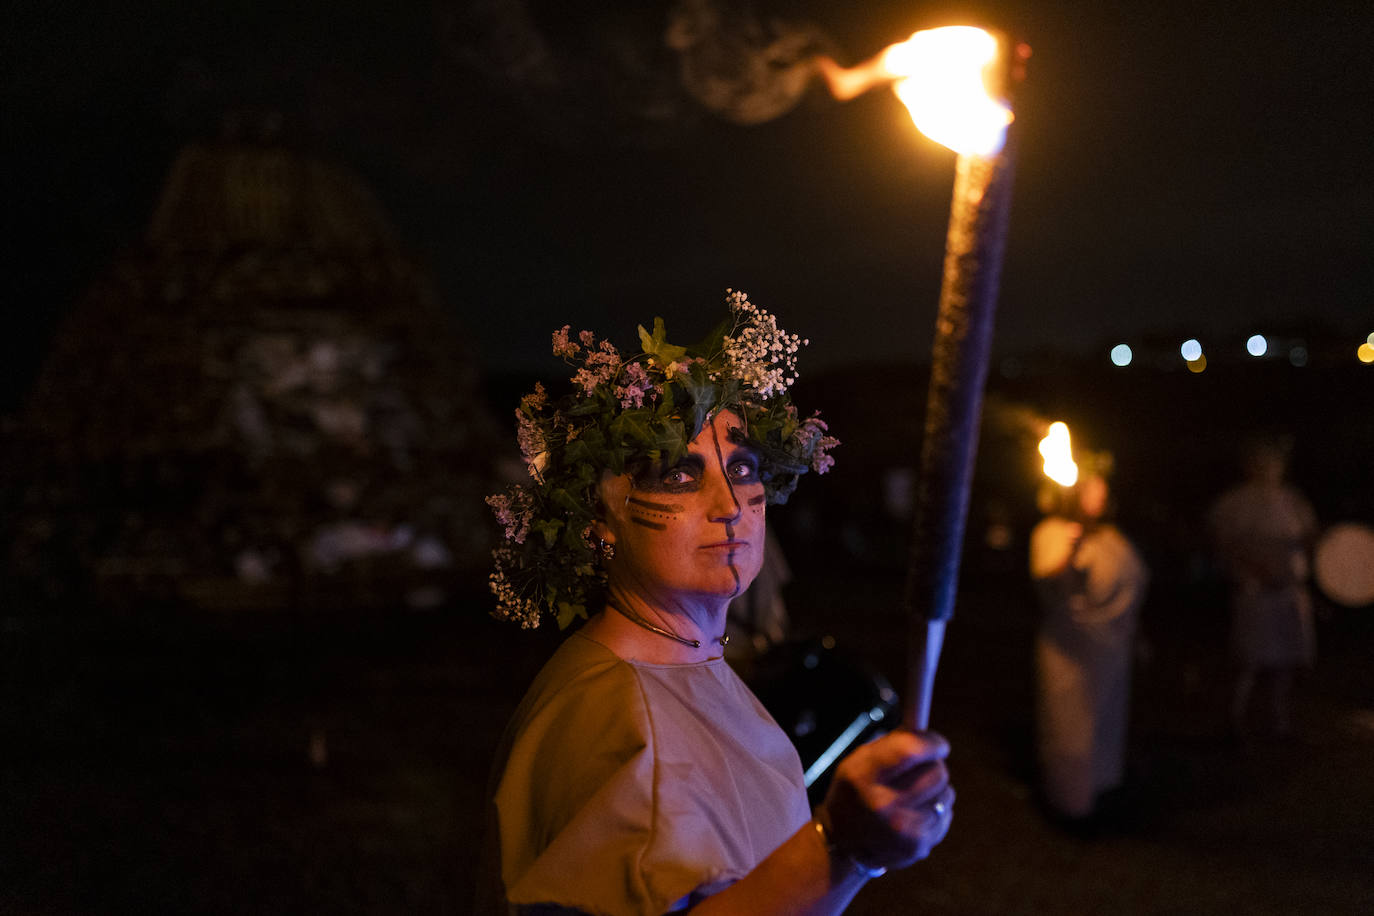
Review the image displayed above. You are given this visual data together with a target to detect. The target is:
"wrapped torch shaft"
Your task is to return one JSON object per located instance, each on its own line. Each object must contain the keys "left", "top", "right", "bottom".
{"left": 903, "top": 140, "right": 1016, "bottom": 731}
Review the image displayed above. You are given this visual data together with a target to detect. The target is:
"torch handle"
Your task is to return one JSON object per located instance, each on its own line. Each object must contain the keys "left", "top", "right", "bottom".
{"left": 902, "top": 142, "right": 1017, "bottom": 731}
{"left": 905, "top": 620, "right": 946, "bottom": 731}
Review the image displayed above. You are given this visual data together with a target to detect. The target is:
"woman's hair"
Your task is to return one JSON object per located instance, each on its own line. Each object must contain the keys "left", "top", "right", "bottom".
{"left": 486, "top": 290, "right": 837, "bottom": 630}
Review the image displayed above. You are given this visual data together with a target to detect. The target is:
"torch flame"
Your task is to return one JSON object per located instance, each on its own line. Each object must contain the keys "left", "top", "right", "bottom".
{"left": 1038, "top": 421, "right": 1079, "bottom": 487}
{"left": 816, "top": 26, "right": 1014, "bottom": 157}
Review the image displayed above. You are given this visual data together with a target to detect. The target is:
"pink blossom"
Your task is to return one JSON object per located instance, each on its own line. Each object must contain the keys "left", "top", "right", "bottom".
{"left": 552, "top": 326, "right": 579, "bottom": 359}
{"left": 520, "top": 381, "right": 547, "bottom": 412}
{"left": 572, "top": 339, "right": 621, "bottom": 394}
{"left": 615, "top": 360, "right": 655, "bottom": 408}
{"left": 515, "top": 410, "right": 544, "bottom": 466}
{"left": 797, "top": 415, "right": 839, "bottom": 475}
{"left": 486, "top": 491, "right": 532, "bottom": 544}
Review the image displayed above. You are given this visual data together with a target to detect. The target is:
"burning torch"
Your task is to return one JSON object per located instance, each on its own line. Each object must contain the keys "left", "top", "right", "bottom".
{"left": 819, "top": 27, "right": 1026, "bottom": 730}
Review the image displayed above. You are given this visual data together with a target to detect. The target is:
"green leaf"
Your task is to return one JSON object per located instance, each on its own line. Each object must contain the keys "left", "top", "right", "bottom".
{"left": 556, "top": 601, "right": 586, "bottom": 629}
{"left": 552, "top": 489, "right": 585, "bottom": 518}
{"left": 689, "top": 316, "right": 731, "bottom": 359}
{"left": 564, "top": 438, "right": 591, "bottom": 465}
{"left": 562, "top": 524, "right": 588, "bottom": 552}
{"left": 675, "top": 371, "right": 718, "bottom": 439}
{"left": 638, "top": 317, "right": 687, "bottom": 367}
{"left": 610, "top": 409, "right": 658, "bottom": 449}
{"left": 531, "top": 518, "right": 564, "bottom": 546}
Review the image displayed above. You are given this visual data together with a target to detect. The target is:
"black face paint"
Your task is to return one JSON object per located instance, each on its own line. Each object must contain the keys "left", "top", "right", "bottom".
{"left": 628, "top": 496, "right": 684, "bottom": 514}
{"left": 626, "top": 495, "right": 680, "bottom": 531}
{"left": 631, "top": 455, "right": 706, "bottom": 494}
{"left": 710, "top": 421, "right": 743, "bottom": 596}
{"left": 709, "top": 422, "right": 743, "bottom": 520}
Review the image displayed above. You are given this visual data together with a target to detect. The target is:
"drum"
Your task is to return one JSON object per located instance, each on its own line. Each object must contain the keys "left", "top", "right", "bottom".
{"left": 1313, "top": 522, "right": 1374, "bottom": 608}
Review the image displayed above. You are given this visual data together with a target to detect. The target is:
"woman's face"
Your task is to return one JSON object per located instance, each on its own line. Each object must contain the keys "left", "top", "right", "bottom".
{"left": 1077, "top": 474, "right": 1109, "bottom": 520}
{"left": 598, "top": 410, "right": 767, "bottom": 603}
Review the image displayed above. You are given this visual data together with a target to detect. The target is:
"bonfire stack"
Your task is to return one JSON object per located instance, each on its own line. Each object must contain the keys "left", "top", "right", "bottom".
{"left": 6, "top": 133, "right": 499, "bottom": 612}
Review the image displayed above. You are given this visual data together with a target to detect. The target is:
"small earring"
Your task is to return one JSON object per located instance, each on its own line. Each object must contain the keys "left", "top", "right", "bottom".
{"left": 597, "top": 539, "right": 615, "bottom": 561}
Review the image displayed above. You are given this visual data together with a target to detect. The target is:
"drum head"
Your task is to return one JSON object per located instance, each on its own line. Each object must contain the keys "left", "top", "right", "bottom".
{"left": 1314, "top": 522, "right": 1374, "bottom": 608}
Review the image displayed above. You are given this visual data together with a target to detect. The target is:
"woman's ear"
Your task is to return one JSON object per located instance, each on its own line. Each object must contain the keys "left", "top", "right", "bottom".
{"left": 595, "top": 470, "right": 632, "bottom": 540}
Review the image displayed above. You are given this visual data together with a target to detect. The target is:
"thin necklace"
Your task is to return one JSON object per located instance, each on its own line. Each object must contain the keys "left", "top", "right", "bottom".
{"left": 607, "top": 602, "right": 729, "bottom": 650}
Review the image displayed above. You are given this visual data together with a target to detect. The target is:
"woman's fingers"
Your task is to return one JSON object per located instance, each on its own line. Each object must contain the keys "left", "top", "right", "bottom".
{"left": 859, "top": 731, "right": 951, "bottom": 803}
{"left": 871, "top": 729, "right": 950, "bottom": 776}
{"left": 821, "top": 730, "right": 956, "bottom": 870}
{"left": 889, "top": 784, "right": 958, "bottom": 865}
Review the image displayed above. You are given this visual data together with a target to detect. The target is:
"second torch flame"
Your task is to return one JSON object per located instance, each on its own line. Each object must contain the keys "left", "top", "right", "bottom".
{"left": 1038, "top": 421, "right": 1079, "bottom": 487}
{"left": 817, "top": 25, "right": 1014, "bottom": 157}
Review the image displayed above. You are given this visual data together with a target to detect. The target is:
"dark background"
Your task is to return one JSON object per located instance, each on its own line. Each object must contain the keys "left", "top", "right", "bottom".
{"left": 3, "top": 2, "right": 1373, "bottom": 913}
{"left": 4, "top": 0, "right": 1371, "bottom": 405}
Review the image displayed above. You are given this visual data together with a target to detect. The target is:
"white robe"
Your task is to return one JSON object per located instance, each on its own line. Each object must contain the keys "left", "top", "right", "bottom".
{"left": 1207, "top": 481, "right": 1317, "bottom": 667}
{"left": 1030, "top": 518, "right": 1149, "bottom": 817}
{"left": 480, "top": 630, "right": 810, "bottom": 916}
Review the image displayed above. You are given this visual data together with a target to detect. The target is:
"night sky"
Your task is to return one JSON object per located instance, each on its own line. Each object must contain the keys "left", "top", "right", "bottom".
{"left": 4, "top": 1, "right": 1371, "bottom": 411}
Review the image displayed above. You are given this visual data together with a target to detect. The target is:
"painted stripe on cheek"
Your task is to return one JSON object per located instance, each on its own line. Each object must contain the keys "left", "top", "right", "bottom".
{"left": 629, "top": 517, "right": 667, "bottom": 531}
{"left": 628, "top": 496, "right": 685, "bottom": 513}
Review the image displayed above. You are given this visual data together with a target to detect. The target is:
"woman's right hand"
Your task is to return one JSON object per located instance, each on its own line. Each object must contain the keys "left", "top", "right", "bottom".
{"left": 816, "top": 729, "right": 955, "bottom": 873}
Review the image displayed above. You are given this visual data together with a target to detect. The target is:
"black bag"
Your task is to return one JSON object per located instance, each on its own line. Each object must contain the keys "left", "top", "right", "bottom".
{"left": 746, "top": 637, "right": 899, "bottom": 806}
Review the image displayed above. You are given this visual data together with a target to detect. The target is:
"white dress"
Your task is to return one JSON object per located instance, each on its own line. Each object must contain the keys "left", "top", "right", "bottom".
{"left": 481, "top": 630, "right": 810, "bottom": 916}
{"left": 1030, "top": 518, "right": 1149, "bottom": 818}
{"left": 1207, "top": 481, "right": 1317, "bottom": 667}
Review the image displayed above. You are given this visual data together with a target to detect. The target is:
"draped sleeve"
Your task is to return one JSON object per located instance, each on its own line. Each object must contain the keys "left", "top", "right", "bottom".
{"left": 491, "top": 632, "right": 809, "bottom": 916}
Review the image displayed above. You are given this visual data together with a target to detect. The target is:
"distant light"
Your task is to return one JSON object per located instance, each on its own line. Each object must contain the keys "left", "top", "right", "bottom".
{"left": 1110, "top": 344, "right": 1133, "bottom": 367}
{"left": 1180, "top": 338, "right": 1203, "bottom": 362}
{"left": 1358, "top": 342, "right": 1374, "bottom": 364}
{"left": 1289, "top": 346, "right": 1308, "bottom": 367}
{"left": 1368, "top": 331, "right": 1374, "bottom": 347}
{"left": 1187, "top": 355, "right": 1207, "bottom": 374}
{"left": 1246, "top": 334, "right": 1268, "bottom": 357}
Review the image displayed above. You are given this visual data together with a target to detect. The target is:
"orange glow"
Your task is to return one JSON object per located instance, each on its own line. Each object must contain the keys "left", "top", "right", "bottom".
{"left": 1038, "top": 421, "right": 1078, "bottom": 487}
{"left": 1358, "top": 342, "right": 1374, "bottom": 364}
{"left": 817, "top": 26, "right": 1014, "bottom": 156}
{"left": 1187, "top": 355, "right": 1208, "bottom": 373}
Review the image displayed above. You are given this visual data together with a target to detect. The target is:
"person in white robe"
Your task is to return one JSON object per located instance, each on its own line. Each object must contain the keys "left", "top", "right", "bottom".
{"left": 1207, "top": 438, "right": 1316, "bottom": 738}
{"left": 479, "top": 298, "right": 955, "bottom": 915}
{"left": 1030, "top": 469, "right": 1149, "bottom": 823}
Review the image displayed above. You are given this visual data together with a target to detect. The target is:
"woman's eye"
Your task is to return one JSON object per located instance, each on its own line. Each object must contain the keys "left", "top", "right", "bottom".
{"left": 729, "top": 460, "right": 759, "bottom": 481}
{"left": 662, "top": 467, "right": 696, "bottom": 485}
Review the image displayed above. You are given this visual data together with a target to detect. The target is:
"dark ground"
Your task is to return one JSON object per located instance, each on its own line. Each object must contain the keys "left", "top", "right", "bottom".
{"left": 3, "top": 557, "right": 1371, "bottom": 915}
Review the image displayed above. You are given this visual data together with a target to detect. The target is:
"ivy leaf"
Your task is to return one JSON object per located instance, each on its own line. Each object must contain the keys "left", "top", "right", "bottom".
{"left": 638, "top": 318, "right": 687, "bottom": 367}
{"left": 552, "top": 489, "right": 586, "bottom": 518}
{"left": 610, "top": 409, "right": 658, "bottom": 451}
{"left": 531, "top": 518, "right": 564, "bottom": 547}
{"left": 557, "top": 601, "right": 586, "bottom": 629}
{"left": 561, "top": 523, "right": 589, "bottom": 552}
{"left": 564, "top": 438, "right": 592, "bottom": 465}
{"left": 675, "top": 370, "right": 718, "bottom": 440}
{"left": 689, "top": 316, "right": 732, "bottom": 359}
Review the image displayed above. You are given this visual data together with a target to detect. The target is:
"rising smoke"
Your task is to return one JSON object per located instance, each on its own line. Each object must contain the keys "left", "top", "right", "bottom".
{"left": 442, "top": 0, "right": 840, "bottom": 144}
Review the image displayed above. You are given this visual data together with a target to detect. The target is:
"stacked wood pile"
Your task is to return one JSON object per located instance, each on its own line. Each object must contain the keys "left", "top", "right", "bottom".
{"left": 5, "top": 136, "right": 501, "bottom": 613}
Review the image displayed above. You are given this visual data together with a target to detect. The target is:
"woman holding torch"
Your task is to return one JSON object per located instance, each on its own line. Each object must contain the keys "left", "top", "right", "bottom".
{"left": 1029, "top": 435, "right": 1149, "bottom": 828}
{"left": 476, "top": 291, "right": 955, "bottom": 915}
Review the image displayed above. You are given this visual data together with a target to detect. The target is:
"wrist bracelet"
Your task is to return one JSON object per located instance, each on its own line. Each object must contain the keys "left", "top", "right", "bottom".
{"left": 811, "top": 818, "right": 887, "bottom": 879}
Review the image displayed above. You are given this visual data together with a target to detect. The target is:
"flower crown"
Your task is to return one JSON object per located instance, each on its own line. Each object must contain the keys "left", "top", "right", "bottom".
{"left": 486, "top": 290, "right": 838, "bottom": 630}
